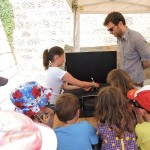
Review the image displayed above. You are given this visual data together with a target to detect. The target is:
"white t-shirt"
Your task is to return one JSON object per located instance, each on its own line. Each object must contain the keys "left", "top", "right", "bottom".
{"left": 45, "top": 67, "right": 67, "bottom": 104}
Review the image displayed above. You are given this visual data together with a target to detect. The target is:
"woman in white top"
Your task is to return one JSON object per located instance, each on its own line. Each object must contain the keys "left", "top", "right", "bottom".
{"left": 43, "top": 46, "right": 99, "bottom": 107}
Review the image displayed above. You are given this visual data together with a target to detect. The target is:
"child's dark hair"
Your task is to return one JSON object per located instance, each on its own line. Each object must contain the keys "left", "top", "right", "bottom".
{"left": 55, "top": 93, "right": 80, "bottom": 123}
{"left": 107, "top": 69, "right": 136, "bottom": 98}
{"left": 103, "top": 11, "right": 126, "bottom": 26}
{"left": 43, "top": 46, "right": 64, "bottom": 70}
{"left": 95, "top": 86, "right": 135, "bottom": 138}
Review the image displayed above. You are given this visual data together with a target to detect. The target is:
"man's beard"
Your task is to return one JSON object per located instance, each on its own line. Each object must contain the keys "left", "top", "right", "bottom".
{"left": 114, "top": 28, "right": 123, "bottom": 38}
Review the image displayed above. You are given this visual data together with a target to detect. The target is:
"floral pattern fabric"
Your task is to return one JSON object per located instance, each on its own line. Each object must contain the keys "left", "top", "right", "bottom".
{"left": 10, "top": 81, "right": 52, "bottom": 117}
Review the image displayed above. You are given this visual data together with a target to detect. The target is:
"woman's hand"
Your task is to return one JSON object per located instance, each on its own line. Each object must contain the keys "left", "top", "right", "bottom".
{"left": 83, "top": 87, "right": 92, "bottom": 91}
{"left": 92, "top": 82, "right": 100, "bottom": 88}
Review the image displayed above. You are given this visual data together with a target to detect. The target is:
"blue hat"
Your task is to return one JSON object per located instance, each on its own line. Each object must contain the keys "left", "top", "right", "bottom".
{"left": 10, "top": 81, "right": 52, "bottom": 117}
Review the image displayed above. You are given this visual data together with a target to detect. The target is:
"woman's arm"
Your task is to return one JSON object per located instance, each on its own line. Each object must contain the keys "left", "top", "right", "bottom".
{"left": 62, "top": 72, "right": 99, "bottom": 89}
{"left": 62, "top": 83, "right": 92, "bottom": 91}
{"left": 62, "top": 83, "right": 81, "bottom": 90}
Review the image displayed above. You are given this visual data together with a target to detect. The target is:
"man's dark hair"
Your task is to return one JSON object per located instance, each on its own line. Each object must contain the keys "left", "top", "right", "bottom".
{"left": 103, "top": 11, "right": 126, "bottom": 26}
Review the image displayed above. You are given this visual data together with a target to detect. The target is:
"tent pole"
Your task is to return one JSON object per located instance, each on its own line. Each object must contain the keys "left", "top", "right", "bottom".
{"left": 73, "top": 0, "right": 80, "bottom": 52}
{"left": 74, "top": 12, "right": 80, "bottom": 52}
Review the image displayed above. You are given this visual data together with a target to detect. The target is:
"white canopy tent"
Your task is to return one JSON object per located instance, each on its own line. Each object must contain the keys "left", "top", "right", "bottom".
{"left": 66, "top": 0, "right": 150, "bottom": 51}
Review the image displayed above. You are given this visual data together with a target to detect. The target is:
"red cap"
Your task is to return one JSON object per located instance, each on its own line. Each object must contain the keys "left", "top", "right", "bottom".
{"left": 127, "top": 85, "right": 150, "bottom": 112}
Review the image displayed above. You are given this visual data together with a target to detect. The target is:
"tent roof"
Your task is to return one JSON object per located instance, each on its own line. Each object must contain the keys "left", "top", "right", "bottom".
{"left": 66, "top": 0, "right": 150, "bottom": 14}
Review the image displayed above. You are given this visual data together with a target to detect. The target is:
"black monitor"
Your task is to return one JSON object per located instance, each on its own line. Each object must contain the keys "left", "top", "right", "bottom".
{"left": 65, "top": 51, "right": 117, "bottom": 83}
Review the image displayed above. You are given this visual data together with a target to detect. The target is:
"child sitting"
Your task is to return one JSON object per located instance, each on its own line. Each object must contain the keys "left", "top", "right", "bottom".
{"left": 43, "top": 46, "right": 99, "bottom": 109}
{"left": 107, "top": 68, "right": 136, "bottom": 99}
{"left": 54, "top": 93, "right": 98, "bottom": 150}
{"left": 10, "top": 81, "right": 54, "bottom": 128}
{"left": 127, "top": 85, "right": 150, "bottom": 150}
{"left": 106, "top": 69, "right": 137, "bottom": 123}
{"left": 95, "top": 86, "right": 138, "bottom": 150}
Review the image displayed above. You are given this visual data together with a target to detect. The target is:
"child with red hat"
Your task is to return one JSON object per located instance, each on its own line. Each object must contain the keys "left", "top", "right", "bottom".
{"left": 127, "top": 85, "right": 150, "bottom": 150}
{"left": 10, "top": 81, "right": 54, "bottom": 128}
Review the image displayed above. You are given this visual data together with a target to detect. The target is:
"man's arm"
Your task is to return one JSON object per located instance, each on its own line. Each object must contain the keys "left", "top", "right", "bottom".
{"left": 143, "top": 60, "right": 150, "bottom": 69}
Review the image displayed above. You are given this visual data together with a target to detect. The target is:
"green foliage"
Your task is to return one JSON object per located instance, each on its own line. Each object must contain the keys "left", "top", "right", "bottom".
{"left": 0, "top": 0, "right": 14, "bottom": 47}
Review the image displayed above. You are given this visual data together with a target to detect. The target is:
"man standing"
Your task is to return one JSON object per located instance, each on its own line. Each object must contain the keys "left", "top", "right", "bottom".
{"left": 103, "top": 12, "right": 150, "bottom": 86}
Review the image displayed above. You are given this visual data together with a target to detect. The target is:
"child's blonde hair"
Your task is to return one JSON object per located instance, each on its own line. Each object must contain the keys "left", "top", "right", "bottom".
{"left": 107, "top": 69, "right": 136, "bottom": 98}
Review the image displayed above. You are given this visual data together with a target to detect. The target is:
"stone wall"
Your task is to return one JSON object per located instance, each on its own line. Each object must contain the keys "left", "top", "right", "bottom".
{"left": 9, "top": 0, "right": 73, "bottom": 84}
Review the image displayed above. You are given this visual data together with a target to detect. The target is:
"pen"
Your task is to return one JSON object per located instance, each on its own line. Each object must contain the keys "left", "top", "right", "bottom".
{"left": 91, "top": 77, "right": 97, "bottom": 89}
{"left": 91, "top": 77, "right": 94, "bottom": 82}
